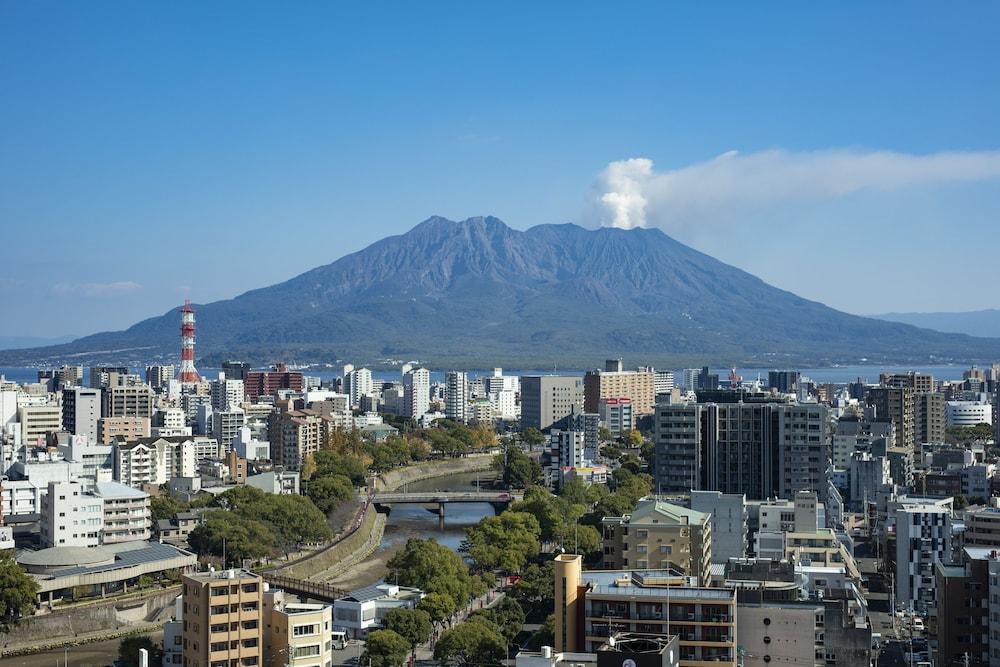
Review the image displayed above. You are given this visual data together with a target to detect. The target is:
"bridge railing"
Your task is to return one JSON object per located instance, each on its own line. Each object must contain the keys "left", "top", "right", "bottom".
{"left": 262, "top": 573, "right": 348, "bottom": 601}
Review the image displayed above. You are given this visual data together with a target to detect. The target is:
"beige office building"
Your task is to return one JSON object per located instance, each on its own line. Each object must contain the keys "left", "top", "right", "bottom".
{"left": 262, "top": 588, "right": 334, "bottom": 667}
{"left": 102, "top": 385, "right": 155, "bottom": 419}
{"left": 18, "top": 404, "right": 62, "bottom": 445}
{"left": 98, "top": 416, "right": 151, "bottom": 444}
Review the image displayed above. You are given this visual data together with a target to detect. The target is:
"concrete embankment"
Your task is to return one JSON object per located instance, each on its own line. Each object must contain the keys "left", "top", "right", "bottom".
{"left": 0, "top": 586, "right": 179, "bottom": 658}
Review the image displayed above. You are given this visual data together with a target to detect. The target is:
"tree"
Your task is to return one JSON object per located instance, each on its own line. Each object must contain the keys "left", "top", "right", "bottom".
{"left": 597, "top": 426, "right": 613, "bottom": 443}
{"left": 387, "top": 539, "right": 476, "bottom": 608}
{"left": 381, "top": 608, "right": 432, "bottom": 652}
{"left": 464, "top": 511, "right": 540, "bottom": 573}
{"left": 434, "top": 616, "right": 506, "bottom": 666}
{"left": 522, "top": 427, "right": 545, "bottom": 447}
{"left": 118, "top": 636, "right": 163, "bottom": 667}
{"left": 150, "top": 494, "right": 188, "bottom": 522}
{"left": 497, "top": 444, "right": 543, "bottom": 489}
{"left": 470, "top": 597, "right": 524, "bottom": 643}
{"left": 313, "top": 450, "right": 367, "bottom": 486}
{"left": 362, "top": 629, "right": 411, "bottom": 667}
{"left": 306, "top": 474, "right": 354, "bottom": 514}
{"left": 416, "top": 591, "right": 456, "bottom": 623}
{"left": 300, "top": 452, "right": 317, "bottom": 481}
{"left": 525, "top": 614, "right": 555, "bottom": 651}
{"left": 511, "top": 561, "right": 554, "bottom": 610}
{"left": 511, "top": 487, "right": 563, "bottom": 542}
{"left": 188, "top": 511, "right": 275, "bottom": 565}
{"left": 0, "top": 558, "right": 38, "bottom": 625}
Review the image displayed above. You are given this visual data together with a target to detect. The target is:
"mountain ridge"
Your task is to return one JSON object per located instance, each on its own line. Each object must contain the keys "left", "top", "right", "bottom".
{"left": 3, "top": 216, "right": 999, "bottom": 369}
{"left": 871, "top": 309, "right": 1000, "bottom": 338}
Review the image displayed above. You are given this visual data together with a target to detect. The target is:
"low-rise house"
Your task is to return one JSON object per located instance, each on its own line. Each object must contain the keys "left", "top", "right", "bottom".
{"left": 333, "top": 583, "right": 423, "bottom": 638}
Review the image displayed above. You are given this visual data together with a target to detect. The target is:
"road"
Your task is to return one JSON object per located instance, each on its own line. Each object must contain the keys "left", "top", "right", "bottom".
{"left": 0, "top": 631, "right": 162, "bottom": 667}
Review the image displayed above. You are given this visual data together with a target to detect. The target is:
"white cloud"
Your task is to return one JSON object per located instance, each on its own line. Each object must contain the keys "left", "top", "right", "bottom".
{"left": 52, "top": 281, "right": 142, "bottom": 297}
{"left": 590, "top": 148, "right": 1000, "bottom": 230}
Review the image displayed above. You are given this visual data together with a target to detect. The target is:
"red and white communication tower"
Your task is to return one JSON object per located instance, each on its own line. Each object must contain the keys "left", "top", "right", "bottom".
{"left": 177, "top": 300, "right": 201, "bottom": 383}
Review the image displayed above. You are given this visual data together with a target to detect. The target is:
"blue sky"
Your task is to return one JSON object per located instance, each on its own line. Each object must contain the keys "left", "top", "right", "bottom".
{"left": 2, "top": 2, "right": 999, "bottom": 338}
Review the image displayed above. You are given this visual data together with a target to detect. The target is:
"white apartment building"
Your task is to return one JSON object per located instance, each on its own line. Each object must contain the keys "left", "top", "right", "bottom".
{"left": 333, "top": 583, "right": 424, "bottom": 639}
{"left": 233, "top": 426, "right": 270, "bottom": 461}
{"left": 211, "top": 378, "right": 245, "bottom": 411}
{"left": 57, "top": 436, "right": 114, "bottom": 488}
{"left": 445, "top": 371, "right": 469, "bottom": 423}
{"left": 93, "top": 480, "right": 151, "bottom": 544}
{"left": 403, "top": 368, "right": 430, "bottom": 418}
{"left": 345, "top": 368, "right": 374, "bottom": 408}
{"left": 598, "top": 397, "right": 634, "bottom": 438}
{"left": 40, "top": 480, "right": 103, "bottom": 547}
{"left": 159, "top": 407, "right": 186, "bottom": 429}
{"left": 113, "top": 437, "right": 197, "bottom": 487}
{"left": 2, "top": 479, "right": 45, "bottom": 518}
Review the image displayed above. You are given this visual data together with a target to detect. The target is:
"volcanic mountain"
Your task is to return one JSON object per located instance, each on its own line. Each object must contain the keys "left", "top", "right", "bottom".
{"left": 4, "top": 216, "right": 999, "bottom": 368}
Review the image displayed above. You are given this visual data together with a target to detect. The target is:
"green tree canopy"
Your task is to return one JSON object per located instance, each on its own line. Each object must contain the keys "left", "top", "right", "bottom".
{"left": 434, "top": 616, "right": 506, "bottom": 667}
{"left": 313, "top": 450, "right": 368, "bottom": 486}
{"left": 118, "top": 636, "right": 163, "bottom": 667}
{"left": 188, "top": 511, "right": 275, "bottom": 565}
{"left": 149, "top": 495, "right": 188, "bottom": 522}
{"left": 416, "top": 592, "right": 456, "bottom": 624}
{"left": 511, "top": 561, "right": 554, "bottom": 610}
{"left": 469, "top": 597, "right": 524, "bottom": 643}
{"left": 521, "top": 427, "right": 545, "bottom": 446}
{"left": 495, "top": 444, "right": 543, "bottom": 489}
{"left": 464, "top": 511, "right": 540, "bottom": 574}
{"left": 362, "top": 629, "right": 411, "bottom": 667}
{"left": 0, "top": 558, "right": 38, "bottom": 625}
{"left": 306, "top": 474, "right": 354, "bottom": 514}
{"left": 387, "top": 539, "right": 476, "bottom": 608}
{"left": 380, "top": 608, "right": 433, "bottom": 650}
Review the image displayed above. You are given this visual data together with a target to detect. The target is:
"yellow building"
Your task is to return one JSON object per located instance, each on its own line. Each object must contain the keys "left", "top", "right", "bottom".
{"left": 263, "top": 587, "right": 334, "bottom": 667}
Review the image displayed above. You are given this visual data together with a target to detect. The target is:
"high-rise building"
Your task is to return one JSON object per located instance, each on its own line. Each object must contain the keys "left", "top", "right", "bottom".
{"left": 211, "top": 377, "right": 245, "bottom": 411}
{"left": 893, "top": 497, "right": 953, "bottom": 615}
{"left": 213, "top": 408, "right": 246, "bottom": 450}
{"left": 681, "top": 368, "right": 701, "bottom": 390}
{"left": 598, "top": 397, "right": 633, "bottom": 438}
{"left": 445, "top": 371, "right": 469, "bottom": 423}
{"left": 584, "top": 367, "right": 655, "bottom": 416}
{"left": 244, "top": 364, "right": 304, "bottom": 402}
{"left": 89, "top": 366, "right": 129, "bottom": 389}
{"left": 62, "top": 387, "right": 100, "bottom": 443}
{"left": 222, "top": 361, "right": 251, "bottom": 382}
{"left": 267, "top": 408, "right": 331, "bottom": 470}
{"left": 866, "top": 386, "right": 914, "bottom": 452}
{"left": 913, "top": 392, "right": 946, "bottom": 445}
{"left": 652, "top": 401, "right": 829, "bottom": 500}
{"left": 145, "top": 365, "right": 175, "bottom": 390}
{"left": 520, "top": 376, "right": 584, "bottom": 431}
{"left": 879, "top": 371, "right": 935, "bottom": 393}
{"left": 402, "top": 367, "right": 430, "bottom": 418}
{"left": 689, "top": 490, "right": 748, "bottom": 564}
{"left": 102, "top": 384, "right": 155, "bottom": 419}
{"left": 181, "top": 569, "right": 263, "bottom": 667}
{"left": 767, "top": 370, "right": 800, "bottom": 393}
{"left": 344, "top": 368, "right": 374, "bottom": 408}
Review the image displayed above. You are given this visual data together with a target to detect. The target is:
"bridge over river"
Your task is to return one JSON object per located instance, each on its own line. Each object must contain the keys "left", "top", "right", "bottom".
{"left": 372, "top": 490, "right": 523, "bottom": 528}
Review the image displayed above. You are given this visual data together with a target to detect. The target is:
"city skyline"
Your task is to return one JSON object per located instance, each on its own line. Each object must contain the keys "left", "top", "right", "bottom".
{"left": 3, "top": 3, "right": 1000, "bottom": 338}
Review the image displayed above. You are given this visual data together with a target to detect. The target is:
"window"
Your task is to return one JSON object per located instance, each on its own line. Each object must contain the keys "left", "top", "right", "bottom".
{"left": 293, "top": 645, "right": 321, "bottom": 658}
{"left": 293, "top": 624, "right": 318, "bottom": 636}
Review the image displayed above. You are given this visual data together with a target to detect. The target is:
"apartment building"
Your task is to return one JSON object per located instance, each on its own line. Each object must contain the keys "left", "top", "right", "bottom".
{"left": 584, "top": 365, "right": 656, "bottom": 416}
{"left": 651, "top": 401, "right": 829, "bottom": 501}
{"left": 262, "top": 588, "right": 334, "bottom": 667}
{"left": 690, "top": 491, "right": 747, "bottom": 564}
{"left": 102, "top": 384, "right": 155, "bottom": 419}
{"left": 444, "top": 371, "right": 468, "bottom": 423}
{"left": 181, "top": 569, "right": 263, "bottom": 667}
{"left": 602, "top": 499, "right": 712, "bottom": 585}
{"left": 893, "top": 497, "right": 953, "bottom": 615}
{"left": 598, "top": 398, "right": 633, "bottom": 438}
{"left": 98, "top": 416, "right": 150, "bottom": 444}
{"left": 554, "top": 554, "right": 738, "bottom": 667}
{"left": 40, "top": 481, "right": 103, "bottom": 547}
{"left": 914, "top": 392, "right": 946, "bottom": 445}
{"left": 93, "top": 480, "right": 151, "bottom": 544}
{"left": 866, "top": 386, "right": 914, "bottom": 452}
{"left": 62, "top": 387, "right": 100, "bottom": 443}
{"left": 244, "top": 365, "right": 304, "bottom": 402}
{"left": 267, "top": 409, "right": 331, "bottom": 471}
{"left": 114, "top": 437, "right": 197, "bottom": 487}
{"left": 402, "top": 367, "right": 430, "bottom": 418}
